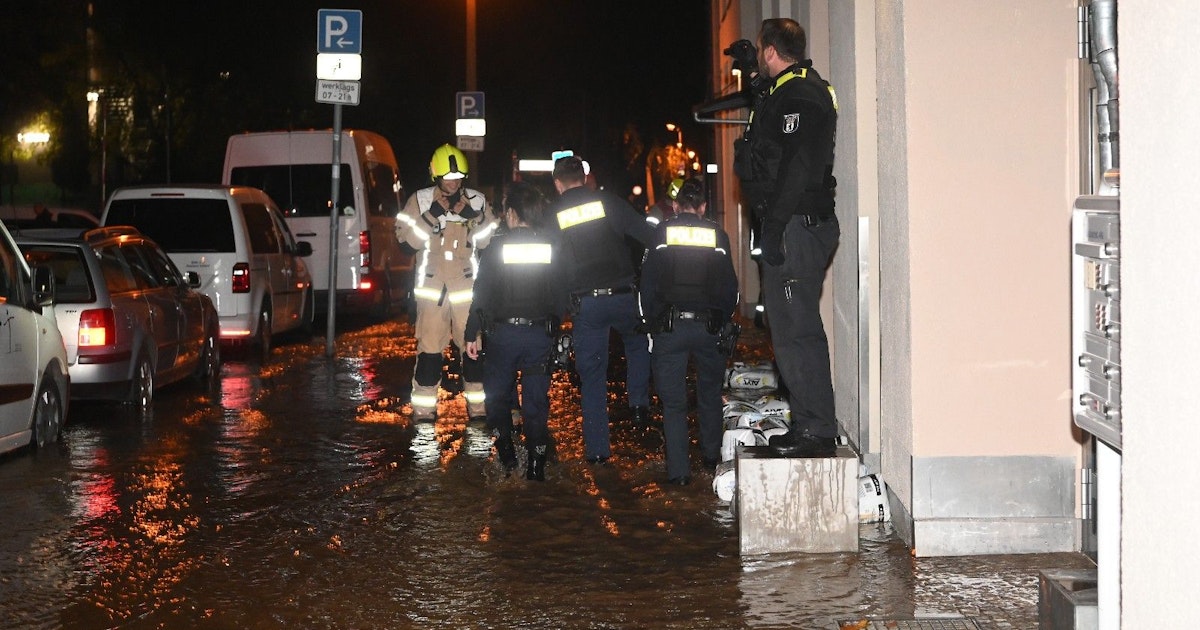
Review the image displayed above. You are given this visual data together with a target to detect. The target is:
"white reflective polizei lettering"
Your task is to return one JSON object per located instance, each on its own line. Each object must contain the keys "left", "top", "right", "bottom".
{"left": 556, "top": 201, "right": 606, "bottom": 230}
{"left": 665, "top": 225, "right": 717, "bottom": 248}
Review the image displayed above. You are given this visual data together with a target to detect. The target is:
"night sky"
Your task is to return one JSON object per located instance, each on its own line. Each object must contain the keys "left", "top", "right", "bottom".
{"left": 61, "top": 0, "right": 711, "bottom": 193}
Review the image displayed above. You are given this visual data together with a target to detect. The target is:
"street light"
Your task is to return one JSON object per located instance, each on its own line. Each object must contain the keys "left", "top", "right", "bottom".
{"left": 665, "top": 122, "right": 682, "bottom": 148}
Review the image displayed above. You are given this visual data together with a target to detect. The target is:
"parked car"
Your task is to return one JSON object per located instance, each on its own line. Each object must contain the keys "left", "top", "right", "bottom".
{"left": 0, "top": 222, "right": 69, "bottom": 456}
{"left": 100, "top": 185, "right": 314, "bottom": 359}
{"left": 17, "top": 226, "right": 220, "bottom": 410}
{"left": 1, "top": 206, "right": 100, "bottom": 231}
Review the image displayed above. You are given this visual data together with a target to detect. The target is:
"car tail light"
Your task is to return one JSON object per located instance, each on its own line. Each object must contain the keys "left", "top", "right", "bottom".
{"left": 359, "top": 276, "right": 373, "bottom": 291}
{"left": 232, "top": 262, "right": 250, "bottom": 293}
{"left": 359, "top": 231, "right": 371, "bottom": 268}
{"left": 79, "top": 308, "right": 116, "bottom": 347}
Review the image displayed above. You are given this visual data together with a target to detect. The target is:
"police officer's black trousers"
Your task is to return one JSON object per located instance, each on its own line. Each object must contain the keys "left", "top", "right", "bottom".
{"left": 651, "top": 320, "right": 725, "bottom": 480}
{"left": 760, "top": 215, "right": 840, "bottom": 440}
{"left": 482, "top": 323, "right": 553, "bottom": 449}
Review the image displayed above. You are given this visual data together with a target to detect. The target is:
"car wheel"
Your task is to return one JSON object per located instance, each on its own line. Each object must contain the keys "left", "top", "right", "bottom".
{"left": 194, "top": 326, "right": 221, "bottom": 388}
{"left": 255, "top": 305, "right": 272, "bottom": 362}
{"left": 127, "top": 354, "right": 154, "bottom": 410}
{"left": 31, "top": 377, "right": 63, "bottom": 448}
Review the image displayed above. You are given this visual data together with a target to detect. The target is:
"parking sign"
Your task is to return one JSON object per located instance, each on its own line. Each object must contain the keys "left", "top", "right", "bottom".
{"left": 318, "top": 9, "right": 363, "bottom": 54}
{"left": 456, "top": 92, "right": 485, "bottom": 118}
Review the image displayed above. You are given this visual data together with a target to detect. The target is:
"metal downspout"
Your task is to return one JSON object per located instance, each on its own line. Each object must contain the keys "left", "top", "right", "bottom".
{"left": 1090, "top": 0, "right": 1119, "bottom": 172}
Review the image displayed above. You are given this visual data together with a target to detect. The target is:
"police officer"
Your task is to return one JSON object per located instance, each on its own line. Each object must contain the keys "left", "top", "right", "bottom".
{"left": 732, "top": 18, "right": 840, "bottom": 457}
{"left": 549, "top": 155, "right": 654, "bottom": 463}
{"left": 639, "top": 178, "right": 739, "bottom": 485}
{"left": 396, "top": 144, "right": 500, "bottom": 423}
{"left": 464, "top": 182, "right": 568, "bottom": 480}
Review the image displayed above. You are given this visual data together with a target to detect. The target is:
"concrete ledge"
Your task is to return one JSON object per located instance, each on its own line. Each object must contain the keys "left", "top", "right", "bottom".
{"left": 1038, "top": 569, "right": 1098, "bottom": 630}
{"left": 914, "top": 517, "right": 1079, "bottom": 556}
{"left": 736, "top": 445, "right": 859, "bottom": 554}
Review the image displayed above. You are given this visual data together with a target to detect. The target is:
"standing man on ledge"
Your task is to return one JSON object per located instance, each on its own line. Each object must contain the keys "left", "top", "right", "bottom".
{"left": 549, "top": 155, "right": 654, "bottom": 464}
{"left": 731, "top": 18, "right": 840, "bottom": 457}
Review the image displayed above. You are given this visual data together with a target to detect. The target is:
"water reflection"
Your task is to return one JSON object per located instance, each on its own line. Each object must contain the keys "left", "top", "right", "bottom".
{"left": 0, "top": 318, "right": 1093, "bottom": 629}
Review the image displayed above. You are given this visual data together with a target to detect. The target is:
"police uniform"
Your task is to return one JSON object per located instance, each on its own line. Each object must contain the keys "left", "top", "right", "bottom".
{"left": 639, "top": 212, "right": 739, "bottom": 483}
{"left": 735, "top": 59, "right": 840, "bottom": 453}
{"left": 465, "top": 226, "right": 567, "bottom": 479}
{"left": 550, "top": 184, "right": 654, "bottom": 462}
{"left": 396, "top": 183, "right": 499, "bottom": 421}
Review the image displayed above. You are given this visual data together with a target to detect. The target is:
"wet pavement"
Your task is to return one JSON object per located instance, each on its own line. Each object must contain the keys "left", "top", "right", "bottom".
{"left": 0, "top": 317, "right": 1093, "bottom": 629}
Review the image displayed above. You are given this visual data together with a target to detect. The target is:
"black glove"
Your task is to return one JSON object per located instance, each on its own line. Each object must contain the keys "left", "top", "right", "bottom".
{"left": 723, "top": 39, "right": 758, "bottom": 75}
{"left": 760, "top": 225, "right": 784, "bottom": 266}
{"left": 458, "top": 199, "right": 480, "bottom": 220}
{"left": 427, "top": 202, "right": 446, "bottom": 219}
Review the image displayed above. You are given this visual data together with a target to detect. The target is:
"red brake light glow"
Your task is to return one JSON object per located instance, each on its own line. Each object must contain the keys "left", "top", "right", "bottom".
{"left": 79, "top": 308, "right": 116, "bottom": 347}
{"left": 359, "top": 231, "right": 371, "bottom": 268}
{"left": 232, "top": 262, "right": 250, "bottom": 293}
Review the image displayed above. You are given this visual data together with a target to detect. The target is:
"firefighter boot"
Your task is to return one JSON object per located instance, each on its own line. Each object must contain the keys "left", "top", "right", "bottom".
{"left": 526, "top": 445, "right": 547, "bottom": 481}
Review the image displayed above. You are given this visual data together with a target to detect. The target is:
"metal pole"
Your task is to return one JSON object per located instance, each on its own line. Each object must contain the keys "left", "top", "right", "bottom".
{"left": 325, "top": 104, "right": 343, "bottom": 357}
{"left": 466, "top": 0, "right": 477, "bottom": 91}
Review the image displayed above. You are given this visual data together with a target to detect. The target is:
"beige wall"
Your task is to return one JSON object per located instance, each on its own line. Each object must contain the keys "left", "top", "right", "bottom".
{"left": 1121, "top": 1, "right": 1200, "bottom": 624}
{"left": 899, "top": 1, "right": 1080, "bottom": 457}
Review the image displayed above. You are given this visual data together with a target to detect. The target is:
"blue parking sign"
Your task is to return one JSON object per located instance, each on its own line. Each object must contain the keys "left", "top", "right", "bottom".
{"left": 318, "top": 9, "right": 363, "bottom": 55}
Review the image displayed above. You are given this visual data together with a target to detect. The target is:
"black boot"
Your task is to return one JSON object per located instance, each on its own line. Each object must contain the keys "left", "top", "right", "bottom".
{"left": 494, "top": 430, "right": 517, "bottom": 474}
{"left": 767, "top": 431, "right": 837, "bottom": 458}
{"left": 526, "top": 445, "right": 547, "bottom": 481}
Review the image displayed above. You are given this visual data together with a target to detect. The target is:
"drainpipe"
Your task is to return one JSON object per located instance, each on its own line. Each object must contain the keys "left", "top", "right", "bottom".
{"left": 1090, "top": 0, "right": 1119, "bottom": 172}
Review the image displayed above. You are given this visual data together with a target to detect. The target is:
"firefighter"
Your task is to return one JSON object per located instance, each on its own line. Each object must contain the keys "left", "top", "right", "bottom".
{"left": 645, "top": 177, "right": 684, "bottom": 227}
{"left": 549, "top": 155, "right": 655, "bottom": 464}
{"left": 464, "top": 181, "right": 568, "bottom": 480}
{"left": 396, "top": 144, "right": 499, "bottom": 423}
{"left": 638, "top": 178, "right": 739, "bottom": 485}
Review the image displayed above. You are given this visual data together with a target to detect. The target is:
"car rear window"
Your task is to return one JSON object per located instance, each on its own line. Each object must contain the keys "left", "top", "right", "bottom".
{"left": 106, "top": 198, "right": 235, "bottom": 252}
{"left": 229, "top": 164, "right": 353, "bottom": 218}
{"left": 21, "top": 245, "right": 96, "bottom": 303}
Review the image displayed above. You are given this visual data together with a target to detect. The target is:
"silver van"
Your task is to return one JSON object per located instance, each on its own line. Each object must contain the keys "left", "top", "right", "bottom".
{"left": 222, "top": 129, "right": 412, "bottom": 319}
{"left": 101, "top": 185, "right": 313, "bottom": 358}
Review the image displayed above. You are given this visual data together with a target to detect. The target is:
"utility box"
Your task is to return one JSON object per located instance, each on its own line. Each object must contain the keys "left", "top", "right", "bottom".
{"left": 736, "top": 446, "right": 859, "bottom": 554}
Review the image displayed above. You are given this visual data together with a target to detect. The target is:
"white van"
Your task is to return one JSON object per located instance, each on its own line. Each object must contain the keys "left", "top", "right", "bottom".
{"left": 222, "top": 129, "right": 412, "bottom": 318}
{"left": 101, "top": 185, "right": 314, "bottom": 358}
{"left": 0, "top": 222, "right": 69, "bottom": 455}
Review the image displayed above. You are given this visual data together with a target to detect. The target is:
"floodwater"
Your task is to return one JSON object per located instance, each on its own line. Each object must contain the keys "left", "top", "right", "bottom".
{"left": 0, "top": 318, "right": 1091, "bottom": 629}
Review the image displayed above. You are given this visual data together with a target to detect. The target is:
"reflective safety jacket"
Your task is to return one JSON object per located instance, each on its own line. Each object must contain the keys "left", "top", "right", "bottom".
{"left": 464, "top": 226, "right": 569, "bottom": 341}
{"left": 548, "top": 185, "right": 653, "bottom": 295}
{"left": 638, "top": 212, "right": 739, "bottom": 325}
{"left": 395, "top": 185, "right": 498, "bottom": 305}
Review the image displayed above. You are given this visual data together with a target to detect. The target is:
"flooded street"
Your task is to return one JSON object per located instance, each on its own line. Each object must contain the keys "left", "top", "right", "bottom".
{"left": 0, "top": 318, "right": 1090, "bottom": 629}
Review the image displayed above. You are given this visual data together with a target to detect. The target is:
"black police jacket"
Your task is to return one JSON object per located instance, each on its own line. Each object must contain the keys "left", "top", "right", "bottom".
{"left": 735, "top": 60, "right": 838, "bottom": 233}
{"left": 464, "top": 227, "right": 569, "bottom": 340}
{"left": 548, "top": 185, "right": 653, "bottom": 295}
{"left": 638, "top": 212, "right": 739, "bottom": 327}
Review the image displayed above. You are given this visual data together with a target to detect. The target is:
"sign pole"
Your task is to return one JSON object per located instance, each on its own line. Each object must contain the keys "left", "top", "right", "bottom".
{"left": 325, "top": 103, "right": 342, "bottom": 357}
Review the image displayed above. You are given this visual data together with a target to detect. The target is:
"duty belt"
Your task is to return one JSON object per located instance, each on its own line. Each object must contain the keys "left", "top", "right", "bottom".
{"left": 496, "top": 317, "right": 547, "bottom": 326}
{"left": 800, "top": 214, "right": 835, "bottom": 227}
{"left": 676, "top": 310, "right": 710, "bottom": 321}
{"left": 582, "top": 286, "right": 633, "bottom": 297}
